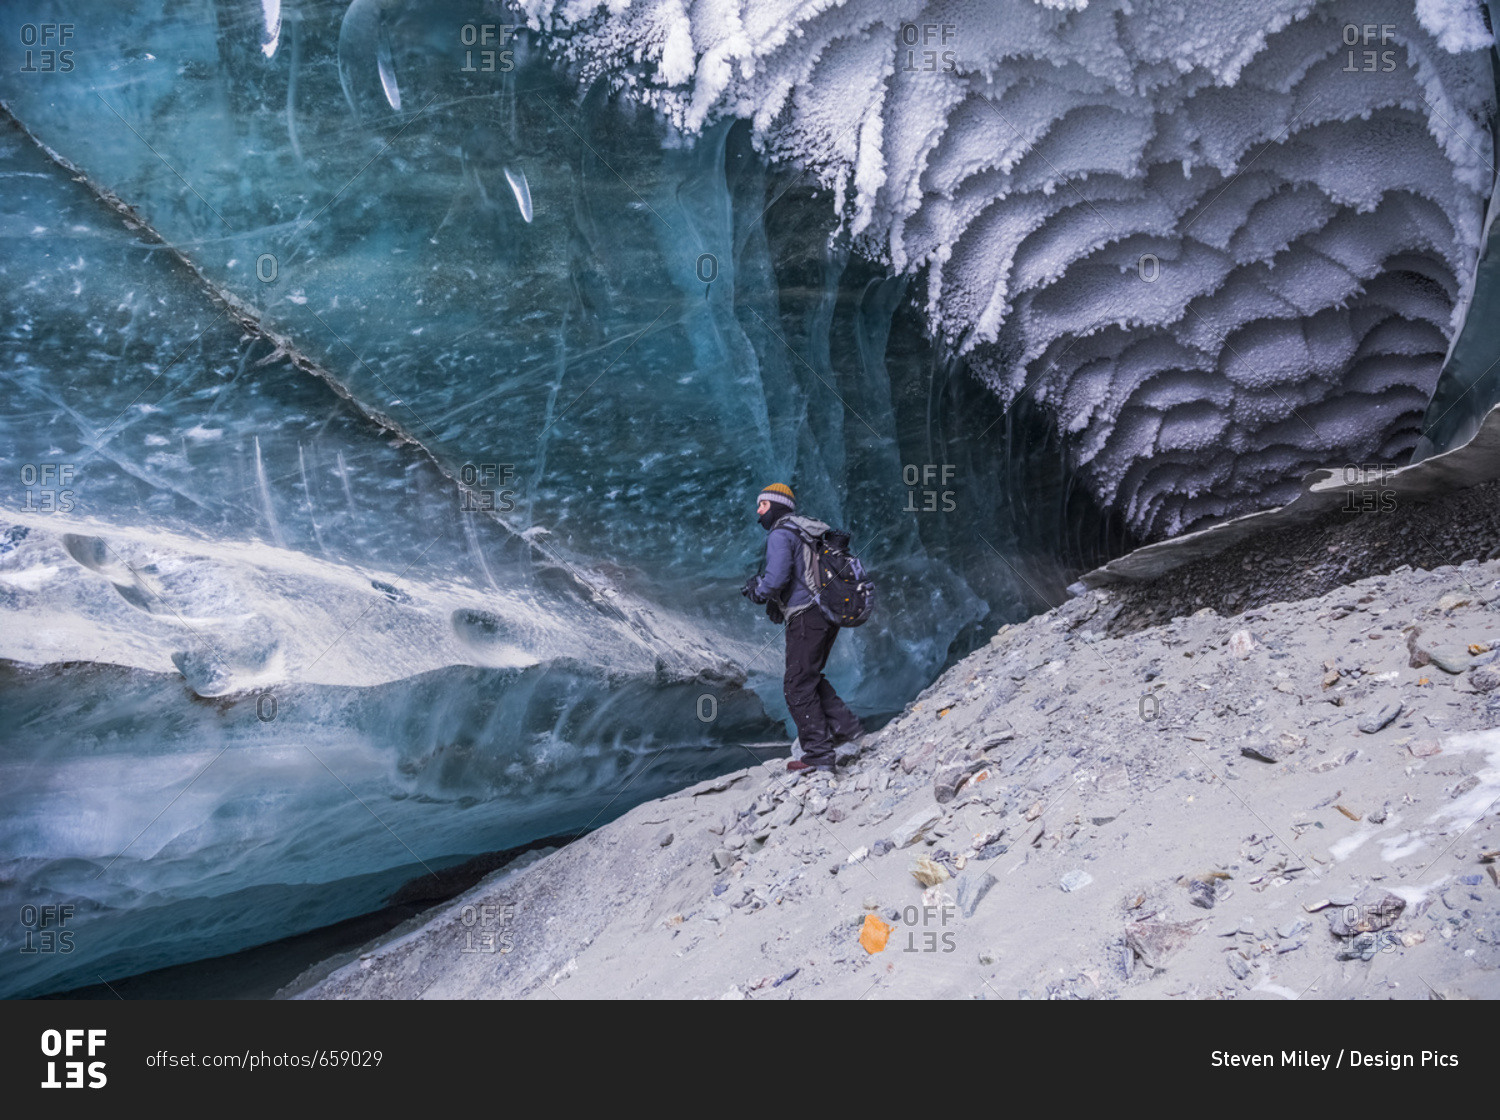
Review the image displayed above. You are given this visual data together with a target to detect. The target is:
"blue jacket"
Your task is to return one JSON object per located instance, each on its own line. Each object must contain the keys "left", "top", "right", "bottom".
{"left": 754, "top": 515, "right": 813, "bottom": 612}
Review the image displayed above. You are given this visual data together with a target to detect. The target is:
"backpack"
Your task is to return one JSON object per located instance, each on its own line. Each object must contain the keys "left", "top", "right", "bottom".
{"left": 771, "top": 515, "right": 876, "bottom": 627}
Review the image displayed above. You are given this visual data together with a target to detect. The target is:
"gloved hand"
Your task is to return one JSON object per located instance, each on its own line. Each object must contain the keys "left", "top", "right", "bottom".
{"left": 742, "top": 576, "right": 765, "bottom": 603}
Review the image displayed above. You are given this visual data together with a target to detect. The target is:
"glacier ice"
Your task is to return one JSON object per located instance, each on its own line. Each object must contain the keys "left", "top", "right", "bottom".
{"left": 1416, "top": 156, "right": 1500, "bottom": 457}
{"left": 531, "top": 0, "right": 1496, "bottom": 538}
{"left": 0, "top": 655, "right": 785, "bottom": 998}
{"left": 0, "top": 0, "right": 1117, "bottom": 994}
{"left": 2, "top": 0, "right": 1496, "bottom": 995}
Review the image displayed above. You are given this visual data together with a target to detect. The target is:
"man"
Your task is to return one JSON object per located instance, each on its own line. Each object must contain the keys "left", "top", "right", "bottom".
{"left": 741, "top": 482, "right": 864, "bottom": 773}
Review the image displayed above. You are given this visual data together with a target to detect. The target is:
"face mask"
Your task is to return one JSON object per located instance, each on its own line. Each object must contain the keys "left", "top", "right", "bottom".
{"left": 758, "top": 506, "right": 783, "bottom": 530}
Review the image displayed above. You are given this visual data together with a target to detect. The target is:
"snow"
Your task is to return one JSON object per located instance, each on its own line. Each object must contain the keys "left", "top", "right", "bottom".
{"left": 527, "top": 0, "right": 1496, "bottom": 538}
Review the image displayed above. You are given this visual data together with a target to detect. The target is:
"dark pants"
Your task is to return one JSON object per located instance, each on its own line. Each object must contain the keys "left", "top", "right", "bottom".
{"left": 784, "top": 607, "right": 862, "bottom": 766}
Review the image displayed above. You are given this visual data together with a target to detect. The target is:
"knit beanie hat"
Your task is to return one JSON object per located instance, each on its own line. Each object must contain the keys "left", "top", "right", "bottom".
{"left": 757, "top": 482, "right": 796, "bottom": 511}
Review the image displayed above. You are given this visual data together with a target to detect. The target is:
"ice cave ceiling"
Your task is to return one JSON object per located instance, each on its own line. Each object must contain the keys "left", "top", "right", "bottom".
{"left": 534, "top": 0, "right": 1499, "bottom": 537}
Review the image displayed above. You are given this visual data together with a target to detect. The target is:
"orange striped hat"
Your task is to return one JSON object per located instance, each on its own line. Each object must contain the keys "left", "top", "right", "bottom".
{"left": 757, "top": 482, "right": 796, "bottom": 510}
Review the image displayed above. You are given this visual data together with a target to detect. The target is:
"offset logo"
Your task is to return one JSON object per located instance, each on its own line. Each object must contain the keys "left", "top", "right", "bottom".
{"left": 19, "top": 463, "right": 76, "bottom": 512}
{"left": 18, "top": 23, "right": 74, "bottom": 72}
{"left": 1342, "top": 24, "right": 1397, "bottom": 72}
{"left": 897, "top": 23, "right": 957, "bottom": 72}
{"left": 459, "top": 901, "right": 514, "bottom": 954}
{"left": 859, "top": 904, "right": 957, "bottom": 953}
{"left": 1341, "top": 463, "right": 1396, "bottom": 513}
{"left": 40, "top": 1029, "right": 106, "bottom": 1089}
{"left": 458, "top": 463, "right": 517, "bottom": 512}
{"left": 18, "top": 903, "right": 74, "bottom": 953}
{"left": 903, "top": 464, "right": 955, "bottom": 513}
{"left": 459, "top": 23, "right": 516, "bottom": 72}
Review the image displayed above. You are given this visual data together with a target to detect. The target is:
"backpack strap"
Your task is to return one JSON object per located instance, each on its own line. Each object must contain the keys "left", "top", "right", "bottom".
{"left": 780, "top": 516, "right": 831, "bottom": 609}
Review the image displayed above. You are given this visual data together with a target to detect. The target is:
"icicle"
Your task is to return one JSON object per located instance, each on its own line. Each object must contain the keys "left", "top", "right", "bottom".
{"left": 260, "top": 0, "right": 281, "bottom": 59}
{"left": 254, "top": 435, "right": 288, "bottom": 548}
{"left": 337, "top": 0, "right": 400, "bottom": 120}
{"left": 504, "top": 166, "right": 533, "bottom": 223}
{"left": 284, "top": 11, "right": 304, "bottom": 168}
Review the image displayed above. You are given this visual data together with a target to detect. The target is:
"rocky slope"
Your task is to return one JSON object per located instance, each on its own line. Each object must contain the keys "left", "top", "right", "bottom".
{"left": 288, "top": 550, "right": 1500, "bottom": 1000}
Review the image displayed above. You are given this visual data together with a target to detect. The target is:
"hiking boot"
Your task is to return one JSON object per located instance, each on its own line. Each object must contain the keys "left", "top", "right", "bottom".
{"left": 787, "top": 758, "right": 834, "bottom": 774}
{"left": 833, "top": 728, "right": 866, "bottom": 765}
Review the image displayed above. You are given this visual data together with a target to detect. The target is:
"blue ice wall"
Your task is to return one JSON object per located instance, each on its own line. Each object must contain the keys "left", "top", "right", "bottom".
{"left": 0, "top": 0, "right": 1114, "bottom": 995}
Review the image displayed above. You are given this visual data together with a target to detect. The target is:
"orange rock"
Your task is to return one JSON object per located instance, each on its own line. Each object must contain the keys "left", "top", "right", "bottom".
{"left": 859, "top": 914, "right": 893, "bottom": 954}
